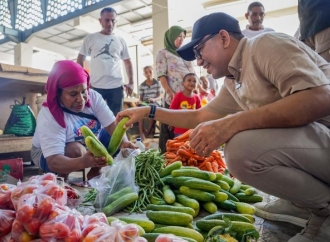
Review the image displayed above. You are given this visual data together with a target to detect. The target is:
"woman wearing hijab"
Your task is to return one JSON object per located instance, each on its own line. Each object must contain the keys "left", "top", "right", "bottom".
{"left": 156, "top": 26, "right": 195, "bottom": 153}
{"left": 31, "top": 60, "right": 135, "bottom": 180}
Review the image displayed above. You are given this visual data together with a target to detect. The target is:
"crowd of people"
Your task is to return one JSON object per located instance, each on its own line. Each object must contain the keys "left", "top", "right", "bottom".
{"left": 31, "top": 1, "right": 330, "bottom": 241}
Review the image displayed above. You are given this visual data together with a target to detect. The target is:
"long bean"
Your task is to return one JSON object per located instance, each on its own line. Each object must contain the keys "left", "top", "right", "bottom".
{"left": 126, "top": 149, "right": 165, "bottom": 213}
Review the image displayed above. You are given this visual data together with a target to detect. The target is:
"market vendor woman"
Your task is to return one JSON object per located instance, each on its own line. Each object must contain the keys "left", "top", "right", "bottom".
{"left": 31, "top": 60, "right": 135, "bottom": 180}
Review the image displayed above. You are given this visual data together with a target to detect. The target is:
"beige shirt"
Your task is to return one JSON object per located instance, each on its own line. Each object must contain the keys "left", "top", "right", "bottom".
{"left": 206, "top": 32, "right": 330, "bottom": 127}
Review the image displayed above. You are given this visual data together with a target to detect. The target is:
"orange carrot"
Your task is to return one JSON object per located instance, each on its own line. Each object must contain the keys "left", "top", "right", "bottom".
{"left": 205, "top": 162, "right": 213, "bottom": 172}
{"left": 215, "top": 156, "right": 226, "bottom": 168}
{"left": 166, "top": 156, "right": 181, "bottom": 165}
{"left": 177, "top": 148, "right": 195, "bottom": 157}
{"left": 198, "top": 156, "right": 214, "bottom": 169}
{"left": 165, "top": 152, "right": 177, "bottom": 159}
{"left": 212, "top": 162, "right": 219, "bottom": 173}
{"left": 174, "top": 129, "right": 192, "bottom": 141}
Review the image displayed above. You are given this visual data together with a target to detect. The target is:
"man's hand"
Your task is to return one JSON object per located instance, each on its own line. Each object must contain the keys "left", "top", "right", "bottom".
{"left": 124, "top": 83, "right": 134, "bottom": 96}
{"left": 189, "top": 117, "right": 236, "bottom": 156}
{"left": 116, "top": 106, "right": 150, "bottom": 128}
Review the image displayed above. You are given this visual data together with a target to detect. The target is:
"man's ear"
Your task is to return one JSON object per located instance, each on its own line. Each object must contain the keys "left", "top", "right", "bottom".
{"left": 99, "top": 18, "right": 102, "bottom": 24}
{"left": 245, "top": 12, "right": 249, "bottom": 20}
{"left": 219, "top": 30, "right": 230, "bottom": 48}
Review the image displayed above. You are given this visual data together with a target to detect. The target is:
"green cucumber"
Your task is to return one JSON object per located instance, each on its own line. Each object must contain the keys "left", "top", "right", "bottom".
{"left": 102, "top": 192, "right": 138, "bottom": 216}
{"left": 159, "top": 161, "right": 182, "bottom": 177}
{"left": 146, "top": 204, "right": 195, "bottom": 216}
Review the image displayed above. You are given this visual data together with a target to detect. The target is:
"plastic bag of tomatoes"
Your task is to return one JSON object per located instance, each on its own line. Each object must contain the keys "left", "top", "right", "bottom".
{"left": 11, "top": 182, "right": 40, "bottom": 210}
{"left": 0, "top": 209, "right": 15, "bottom": 237}
{"left": 39, "top": 208, "right": 84, "bottom": 242}
{"left": 0, "top": 184, "right": 16, "bottom": 210}
{"left": 64, "top": 183, "right": 83, "bottom": 209}
{"left": 16, "top": 190, "right": 56, "bottom": 236}
{"left": 38, "top": 181, "right": 67, "bottom": 206}
{"left": 155, "top": 234, "right": 188, "bottom": 242}
{"left": 81, "top": 213, "right": 109, "bottom": 241}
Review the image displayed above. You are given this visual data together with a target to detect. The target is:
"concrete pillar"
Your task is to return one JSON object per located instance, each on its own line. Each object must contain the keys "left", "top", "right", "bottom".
{"left": 152, "top": 0, "right": 170, "bottom": 64}
{"left": 14, "top": 42, "right": 33, "bottom": 67}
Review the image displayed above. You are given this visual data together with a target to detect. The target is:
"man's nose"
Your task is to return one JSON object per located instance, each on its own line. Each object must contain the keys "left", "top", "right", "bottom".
{"left": 196, "top": 58, "right": 204, "bottom": 66}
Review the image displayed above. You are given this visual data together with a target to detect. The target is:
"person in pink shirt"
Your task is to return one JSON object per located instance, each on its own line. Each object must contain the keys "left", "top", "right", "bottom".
{"left": 170, "top": 73, "right": 201, "bottom": 136}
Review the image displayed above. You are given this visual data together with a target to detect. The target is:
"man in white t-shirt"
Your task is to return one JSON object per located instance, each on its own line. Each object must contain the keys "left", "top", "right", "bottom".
{"left": 242, "top": 1, "right": 274, "bottom": 39}
{"left": 77, "top": 7, "right": 135, "bottom": 116}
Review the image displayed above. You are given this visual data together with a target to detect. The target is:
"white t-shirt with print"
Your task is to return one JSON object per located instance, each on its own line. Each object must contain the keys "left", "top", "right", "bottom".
{"left": 242, "top": 25, "right": 275, "bottom": 38}
{"left": 32, "top": 90, "right": 115, "bottom": 158}
{"left": 79, "top": 32, "right": 130, "bottom": 89}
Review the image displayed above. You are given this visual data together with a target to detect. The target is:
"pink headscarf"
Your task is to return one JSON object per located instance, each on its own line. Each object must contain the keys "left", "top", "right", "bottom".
{"left": 43, "top": 60, "right": 91, "bottom": 128}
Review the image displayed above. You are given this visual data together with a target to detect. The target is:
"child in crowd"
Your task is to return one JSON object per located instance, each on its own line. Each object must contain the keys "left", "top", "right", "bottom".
{"left": 170, "top": 73, "right": 201, "bottom": 136}
{"left": 138, "top": 66, "right": 162, "bottom": 140}
{"left": 199, "top": 76, "right": 215, "bottom": 106}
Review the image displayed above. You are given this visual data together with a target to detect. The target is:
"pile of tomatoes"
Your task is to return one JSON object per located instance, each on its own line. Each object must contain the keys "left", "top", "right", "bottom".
{"left": 0, "top": 173, "right": 147, "bottom": 242}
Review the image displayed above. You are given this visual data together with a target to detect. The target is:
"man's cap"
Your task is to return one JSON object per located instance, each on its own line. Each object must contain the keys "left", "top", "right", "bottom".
{"left": 177, "top": 12, "right": 242, "bottom": 61}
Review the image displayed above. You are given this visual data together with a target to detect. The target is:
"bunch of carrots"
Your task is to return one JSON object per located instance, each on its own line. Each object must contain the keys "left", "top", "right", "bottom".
{"left": 164, "top": 130, "right": 227, "bottom": 173}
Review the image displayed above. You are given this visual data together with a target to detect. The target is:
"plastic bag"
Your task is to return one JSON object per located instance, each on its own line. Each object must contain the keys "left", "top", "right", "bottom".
{"left": 0, "top": 184, "right": 16, "bottom": 210}
{"left": 0, "top": 209, "right": 15, "bottom": 237}
{"left": 89, "top": 149, "right": 139, "bottom": 211}
{"left": 81, "top": 213, "right": 109, "bottom": 241}
{"left": 64, "top": 183, "right": 83, "bottom": 209}
{"left": 3, "top": 98, "right": 36, "bottom": 136}
{"left": 83, "top": 225, "right": 117, "bottom": 242}
{"left": 155, "top": 234, "right": 189, "bottom": 242}
{"left": 10, "top": 219, "right": 36, "bottom": 242}
{"left": 16, "top": 190, "right": 56, "bottom": 235}
{"left": 39, "top": 209, "right": 83, "bottom": 241}
{"left": 11, "top": 182, "right": 40, "bottom": 210}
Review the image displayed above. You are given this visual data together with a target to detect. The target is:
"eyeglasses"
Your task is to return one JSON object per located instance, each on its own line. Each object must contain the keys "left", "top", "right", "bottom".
{"left": 193, "top": 34, "right": 216, "bottom": 59}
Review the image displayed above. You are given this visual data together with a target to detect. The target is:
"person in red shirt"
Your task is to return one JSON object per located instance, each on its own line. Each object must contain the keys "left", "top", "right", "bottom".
{"left": 170, "top": 73, "right": 201, "bottom": 136}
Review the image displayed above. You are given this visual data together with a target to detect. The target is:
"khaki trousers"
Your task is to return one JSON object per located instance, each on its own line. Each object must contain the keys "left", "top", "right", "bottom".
{"left": 224, "top": 122, "right": 330, "bottom": 210}
{"left": 304, "top": 26, "right": 330, "bottom": 62}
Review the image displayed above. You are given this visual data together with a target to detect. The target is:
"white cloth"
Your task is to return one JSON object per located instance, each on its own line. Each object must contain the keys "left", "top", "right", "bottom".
{"left": 242, "top": 25, "right": 275, "bottom": 38}
{"left": 79, "top": 32, "right": 130, "bottom": 89}
{"left": 207, "top": 75, "right": 219, "bottom": 92}
{"left": 32, "top": 90, "right": 115, "bottom": 158}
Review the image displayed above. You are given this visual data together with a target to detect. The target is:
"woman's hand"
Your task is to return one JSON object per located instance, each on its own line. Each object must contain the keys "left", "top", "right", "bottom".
{"left": 167, "top": 90, "right": 175, "bottom": 103}
{"left": 121, "top": 141, "right": 138, "bottom": 149}
{"left": 83, "top": 151, "right": 108, "bottom": 168}
{"left": 116, "top": 106, "right": 150, "bottom": 128}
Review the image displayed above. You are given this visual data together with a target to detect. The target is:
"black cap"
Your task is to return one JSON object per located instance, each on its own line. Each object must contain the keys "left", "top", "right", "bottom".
{"left": 177, "top": 12, "right": 242, "bottom": 61}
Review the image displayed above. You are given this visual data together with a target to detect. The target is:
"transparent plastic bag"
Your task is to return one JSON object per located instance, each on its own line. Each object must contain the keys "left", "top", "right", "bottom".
{"left": 16, "top": 190, "right": 56, "bottom": 235}
{"left": 39, "top": 209, "right": 83, "bottom": 241}
{"left": 0, "top": 209, "right": 15, "bottom": 237}
{"left": 89, "top": 149, "right": 140, "bottom": 211}
{"left": 155, "top": 234, "right": 189, "bottom": 242}
{"left": 81, "top": 212, "right": 109, "bottom": 240}
{"left": 0, "top": 184, "right": 16, "bottom": 210}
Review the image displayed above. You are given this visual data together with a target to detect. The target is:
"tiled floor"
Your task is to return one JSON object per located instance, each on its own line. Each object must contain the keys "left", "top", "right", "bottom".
{"left": 22, "top": 161, "right": 303, "bottom": 242}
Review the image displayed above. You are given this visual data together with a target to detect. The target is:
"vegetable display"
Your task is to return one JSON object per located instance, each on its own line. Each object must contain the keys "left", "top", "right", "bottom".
{"left": 164, "top": 130, "right": 226, "bottom": 173}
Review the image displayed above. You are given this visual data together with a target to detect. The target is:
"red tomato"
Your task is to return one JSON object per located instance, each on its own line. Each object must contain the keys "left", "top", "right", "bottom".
{"left": 40, "top": 222, "right": 70, "bottom": 239}
{"left": 36, "top": 197, "right": 54, "bottom": 218}
{"left": 16, "top": 204, "right": 35, "bottom": 224}
{"left": 17, "top": 231, "right": 36, "bottom": 242}
{"left": 0, "top": 210, "right": 15, "bottom": 236}
{"left": 81, "top": 224, "right": 99, "bottom": 238}
{"left": 119, "top": 224, "right": 140, "bottom": 241}
{"left": 11, "top": 219, "right": 25, "bottom": 242}
{"left": 64, "top": 229, "right": 81, "bottom": 242}
{"left": 24, "top": 218, "right": 41, "bottom": 236}
{"left": 44, "top": 184, "right": 65, "bottom": 200}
